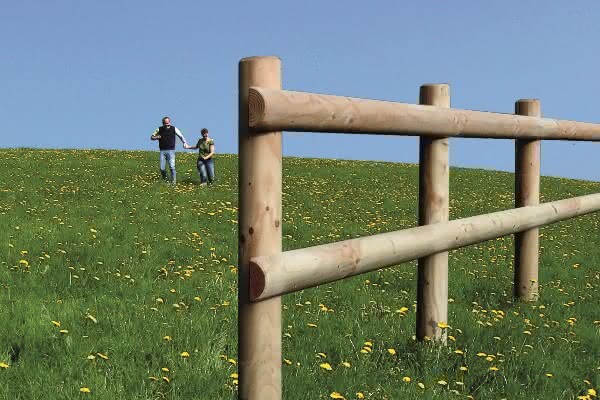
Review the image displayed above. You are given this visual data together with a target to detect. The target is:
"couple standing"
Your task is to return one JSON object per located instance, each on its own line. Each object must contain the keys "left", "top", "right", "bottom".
{"left": 150, "top": 117, "right": 215, "bottom": 186}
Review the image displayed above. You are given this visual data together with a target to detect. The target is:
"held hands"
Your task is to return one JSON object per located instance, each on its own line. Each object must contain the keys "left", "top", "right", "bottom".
{"left": 151, "top": 134, "right": 161, "bottom": 140}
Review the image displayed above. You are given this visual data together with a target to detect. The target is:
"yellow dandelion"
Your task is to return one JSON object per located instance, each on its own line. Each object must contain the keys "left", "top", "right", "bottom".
{"left": 437, "top": 322, "right": 450, "bottom": 329}
{"left": 59, "top": 329, "right": 68, "bottom": 334}
{"left": 387, "top": 348, "right": 397, "bottom": 355}
{"left": 438, "top": 380, "right": 448, "bottom": 385}
{"left": 162, "top": 376, "right": 170, "bottom": 383}
{"left": 341, "top": 361, "right": 351, "bottom": 368}
{"left": 148, "top": 376, "right": 158, "bottom": 381}
{"left": 161, "top": 367, "right": 169, "bottom": 372}
{"left": 588, "top": 389, "right": 597, "bottom": 397}
{"left": 307, "top": 323, "right": 318, "bottom": 328}
{"left": 460, "top": 366, "right": 468, "bottom": 371}
{"left": 356, "top": 393, "right": 365, "bottom": 399}
{"left": 180, "top": 351, "right": 190, "bottom": 358}
{"left": 330, "top": 392, "right": 346, "bottom": 400}
{"left": 317, "top": 352, "right": 327, "bottom": 358}
{"left": 163, "top": 335, "right": 172, "bottom": 341}
{"left": 0, "top": 363, "right": 10, "bottom": 369}
{"left": 230, "top": 373, "right": 238, "bottom": 379}
{"left": 454, "top": 349, "right": 464, "bottom": 355}
{"left": 489, "top": 366, "right": 499, "bottom": 372}
{"left": 97, "top": 353, "right": 108, "bottom": 360}
{"left": 283, "top": 359, "right": 292, "bottom": 365}
{"left": 320, "top": 362, "right": 333, "bottom": 371}
{"left": 228, "top": 358, "right": 237, "bottom": 365}
{"left": 51, "top": 320, "right": 61, "bottom": 327}
{"left": 79, "top": 387, "right": 91, "bottom": 393}
{"left": 86, "top": 355, "right": 95, "bottom": 360}
{"left": 545, "top": 373, "right": 553, "bottom": 378}
{"left": 402, "top": 376, "right": 411, "bottom": 383}
{"left": 418, "top": 382, "right": 425, "bottom": 389}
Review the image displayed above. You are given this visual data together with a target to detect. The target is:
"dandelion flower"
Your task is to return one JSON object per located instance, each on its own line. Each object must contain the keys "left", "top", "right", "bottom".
{"left": 489, "top": 366, "right": 499, "bottom": 372}
{"left": 417, "top": 382, "right": 425, "bottom": 389}
{"left": 387, "top": 348, "right": 397, "bottom": 355}
{"left": 402, "top": 376, "right": 411, "bottom": 383}
{"left": 79, "top": 387, "right": 91, "bottom": 393}
{"left": 59, "top": 329, "right": 69, "bottom": 334}
{"left": 51, "top": 320, "right": 61, "bottom": 327}
{"left": 0, "top": 363, "right": 9, "bottom": 369}
{"left": 341, "top": 361, "right": 351, "bottom": 368}
{"left": 180, "top": 351, "right": 190, "bottom": 358}
{"left": 320, "top": 363, "right": 333, "bottom": 371}
{"left": 437, "top": 322, "right": 450, "bottom": 329}
{"left": 356, "top": 393, "right": 365, "bottom": 399}
{"left": 97, "top": 353, "right": 108, "bottom": 360}
{"left": 330, "top": 392, "right": 346, "bottom": 400}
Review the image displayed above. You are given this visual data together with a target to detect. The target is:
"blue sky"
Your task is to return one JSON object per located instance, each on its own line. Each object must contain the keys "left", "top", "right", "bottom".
{"left": 2, "top": 1, "right": 599, "bottom": 180}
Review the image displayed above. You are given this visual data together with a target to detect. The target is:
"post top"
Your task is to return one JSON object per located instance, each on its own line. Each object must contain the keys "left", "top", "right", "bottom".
{"left": 420, "top": 83, "right": 450, "bottom": 88}
{"left": 240, "top": 55, "right": 281, "bottom": 64}
{"left": 516, "top": 99, "right": 540, "bottom": 103}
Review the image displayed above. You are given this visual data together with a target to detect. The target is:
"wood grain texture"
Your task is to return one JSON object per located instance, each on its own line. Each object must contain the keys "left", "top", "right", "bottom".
{"left": 248, "top": 87, "right": 600, "bottom": 141}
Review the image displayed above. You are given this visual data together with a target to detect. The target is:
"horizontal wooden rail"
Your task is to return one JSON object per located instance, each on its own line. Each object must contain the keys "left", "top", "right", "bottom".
{"left": 248, "top": 87, "right": 600, "bottom": 141}
{"left": 249, "top": 193, "right": 600, "bottom": 301}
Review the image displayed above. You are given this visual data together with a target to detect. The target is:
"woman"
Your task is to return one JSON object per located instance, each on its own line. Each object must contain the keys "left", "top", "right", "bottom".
{"left": 184, "top": 128, "right": 215, "bottom": 185}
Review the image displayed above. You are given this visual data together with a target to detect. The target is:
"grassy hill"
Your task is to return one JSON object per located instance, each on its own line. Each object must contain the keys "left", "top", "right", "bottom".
{"left": 0, "top": 148, "right": 599, "bottom": 400}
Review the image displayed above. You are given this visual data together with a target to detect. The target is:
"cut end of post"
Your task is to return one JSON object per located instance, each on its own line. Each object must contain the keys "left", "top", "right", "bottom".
{"left": 248, "top": 260, "right": 266, "bottom": 302}
{"left": 239, "top": 55, "right": 281, "bottom": 64}
{"left": 248, "top": 88, "right": 266, "bottom": 128}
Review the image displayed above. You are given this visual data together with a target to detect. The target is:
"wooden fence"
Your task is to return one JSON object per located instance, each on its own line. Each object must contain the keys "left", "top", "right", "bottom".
{"left": 237, "top": 56, "right": 600, "bottom": 400}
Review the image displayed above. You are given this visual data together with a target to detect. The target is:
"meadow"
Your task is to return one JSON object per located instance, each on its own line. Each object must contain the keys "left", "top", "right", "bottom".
{"left": 0, "top": 148, "right": 598, "bottom": 400}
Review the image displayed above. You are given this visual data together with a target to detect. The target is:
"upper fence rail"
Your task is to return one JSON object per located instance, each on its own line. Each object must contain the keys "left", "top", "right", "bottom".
{"left": 248, "top": 87, "right": 600, "bottom": 141}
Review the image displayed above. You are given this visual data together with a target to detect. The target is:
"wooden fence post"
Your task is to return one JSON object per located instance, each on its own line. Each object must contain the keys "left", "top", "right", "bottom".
{"left": 238, "top": 56, "right": 282, "bottom": 400}
{"left": 416, "top": 84, "right": 450, "bottom": 342}
{"left": 514, "top": 99, "right": 541, "bottom": 301}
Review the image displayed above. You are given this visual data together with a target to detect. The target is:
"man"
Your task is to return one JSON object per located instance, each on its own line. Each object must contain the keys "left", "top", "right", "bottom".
{"left": 150, "top": 117, "right": 188, "bottom": 184}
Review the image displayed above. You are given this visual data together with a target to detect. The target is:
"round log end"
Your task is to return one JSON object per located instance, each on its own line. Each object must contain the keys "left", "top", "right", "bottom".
{"left": 248, "top": 88, "right": 266, "bottom": 128}
{"left": 239, "top": 55, "right": 281, "bottom": 64}
{"left": 248, "top": 260, "right": 266, "bottom": 302}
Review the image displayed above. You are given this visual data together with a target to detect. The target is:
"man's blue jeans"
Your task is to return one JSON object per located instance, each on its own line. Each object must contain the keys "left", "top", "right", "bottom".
{"left": 197, "top": 158, "right": 215, "bottom": 184}
{"left": 159, "top": 150, "right": 176, "bottom": 183}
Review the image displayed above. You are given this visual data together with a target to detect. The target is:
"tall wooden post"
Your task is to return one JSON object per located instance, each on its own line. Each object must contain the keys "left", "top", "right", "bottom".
{"left": 238, "top": 56, "right": 282, "bottom": 400}
{"left": 416, "top": 84, "right": 450, "bottom": 342}
{"left": 514, "top": 99, "right": 541, "bottom": 301}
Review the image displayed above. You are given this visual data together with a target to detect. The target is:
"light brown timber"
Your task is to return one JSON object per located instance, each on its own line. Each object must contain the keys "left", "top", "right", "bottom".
{"left": 248, "top": 87, "right": 600, "bottom": 141}
{"left": 249, "top": 193, "right": 600, "bottom": 301}
{"left": 417, "top": 84, "right": 450, "bottom": 342}
{"left": 238, "top": 56, "right": 282, "bottom": 400}
{"left": 514, "top": 99, "right": 541, "bottom": 301}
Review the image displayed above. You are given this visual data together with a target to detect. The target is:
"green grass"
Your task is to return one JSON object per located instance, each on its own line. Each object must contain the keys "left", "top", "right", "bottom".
{"left": 0, "top": 148, "right": 599, "bottom": 400}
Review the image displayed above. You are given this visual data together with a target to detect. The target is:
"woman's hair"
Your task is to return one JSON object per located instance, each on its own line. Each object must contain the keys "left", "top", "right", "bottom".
{"left": 201, "top": 128, "right": 209, "bottom": 134}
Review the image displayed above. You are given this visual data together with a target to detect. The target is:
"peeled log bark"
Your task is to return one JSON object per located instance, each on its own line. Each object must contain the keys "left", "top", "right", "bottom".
{"left": 248, "top": 87, "right": 600, "bottom": 141}
{"left": 249, "top": 194, "right": 600, "bottom": 301}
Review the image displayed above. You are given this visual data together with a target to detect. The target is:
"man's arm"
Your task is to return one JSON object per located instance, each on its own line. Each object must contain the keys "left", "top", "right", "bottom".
{"left": 150, "top": 128, "right": 161, "bottom": 140}
{"left": 174, "top": 127, "right": 188, "bottom": 146}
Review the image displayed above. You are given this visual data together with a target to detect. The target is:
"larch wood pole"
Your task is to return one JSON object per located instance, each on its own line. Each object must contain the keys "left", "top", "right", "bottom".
{"left": 238, "top": 56, "right": 282, "bottom": 400}
{"left": 417, "top": 84, "right": 450, "bottom": 342}
{"left": 514, "top": 99, "right": 541, "bottom": 301}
